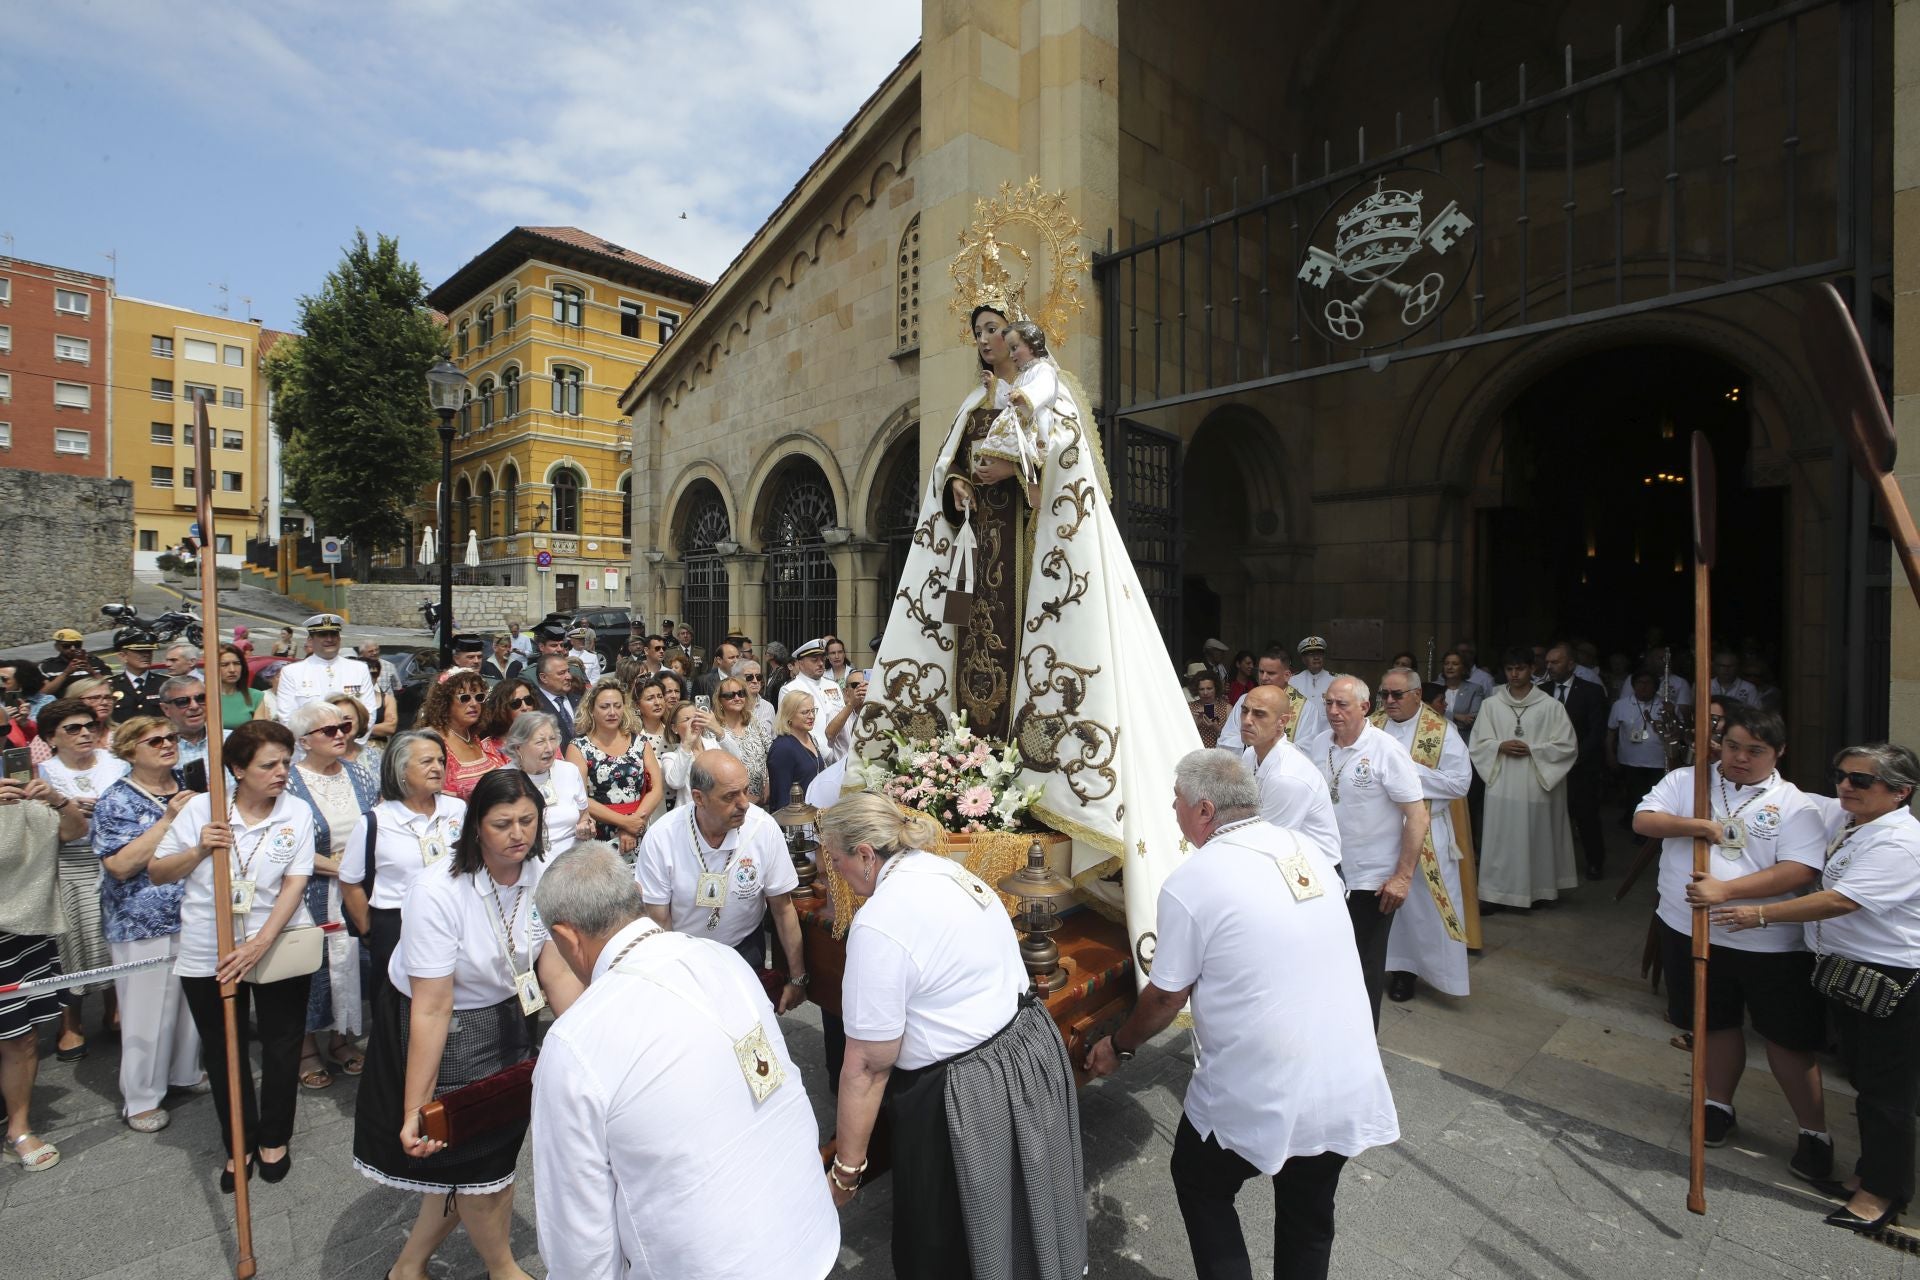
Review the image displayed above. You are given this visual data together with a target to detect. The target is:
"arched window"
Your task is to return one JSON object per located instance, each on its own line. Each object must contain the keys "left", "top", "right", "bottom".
{"left": 503, "top": 287, "right": 517, "bottom": 331}
{"left": 619, "top": 475, "right": 632, "bottom": 539}
{"left": 477, "top": 378, "right": 495, "bottom": 428}
{"left": 478, "top": 304, "right": 494, "bottom": 345}
{"left": 456, "top": 318, "right": 469, "bottom": 356}
{"left": 477, "top": 471, "right": 495, "bottom": 539}
{"left": 551, "top": 469, "right": 582, "bottom": 534}
{"left": 761, "top": 462, "right": 838, "bottom": 644}
{"left": 552, "top": 285, "right": 583, "bottom": 327}
{"left": 897, "top": 216, "right": 920, "bottom": 351}
{"left": 872, "top": 429, "right": 922, "bottom": 595}
{"left": 459, "top": 387, "right": 472, "bottom": 433}
{"left": 678, "top": 482, "right": 731, "bottom": 654}
{"left": 501, "top": 367, "right": 519, "bottom": 418}
{"left": 502, "top": 463, "right": 520, "bottom": 534}
{"left": 551, "top": 365, "right": 582, "bottom": 416}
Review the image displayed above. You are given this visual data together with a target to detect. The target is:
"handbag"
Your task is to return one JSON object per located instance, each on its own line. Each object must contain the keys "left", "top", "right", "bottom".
{"left": 420, "top": 1058, "right": 536, "bottom": 1147}
{"left": 1810, "top": 950, "right": 1919, "bottom": 1018}
{"left": 243, "top": 924, "right": 325, "bottom": 985}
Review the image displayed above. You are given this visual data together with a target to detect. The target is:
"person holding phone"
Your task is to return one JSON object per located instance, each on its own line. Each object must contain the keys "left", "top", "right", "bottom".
{"left": 37, "top": 697, "right": 130, "bottom": 1061}
{"left": 37, "top": 629, "right": 109, "bottom": 699}
{"left": 1189, "top": 671, "right": 1227, "bottom": 748}
{"left": 659, "top": 701, "right": 720, "bottom": 812}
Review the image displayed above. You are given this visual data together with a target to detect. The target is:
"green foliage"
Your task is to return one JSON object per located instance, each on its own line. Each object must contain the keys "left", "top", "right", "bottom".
{"left": 268, "top": 231, "right": 445, "bottom": 572}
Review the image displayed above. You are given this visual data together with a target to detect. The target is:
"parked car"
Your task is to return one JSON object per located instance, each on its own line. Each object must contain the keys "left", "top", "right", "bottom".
{"left": 570, "top": 607, "right": 637, "bottom": 662}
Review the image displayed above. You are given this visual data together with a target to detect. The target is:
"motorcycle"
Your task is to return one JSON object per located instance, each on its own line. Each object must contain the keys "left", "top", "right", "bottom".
{"left": 100, "top": 602, "right": 204, "bottom": 647}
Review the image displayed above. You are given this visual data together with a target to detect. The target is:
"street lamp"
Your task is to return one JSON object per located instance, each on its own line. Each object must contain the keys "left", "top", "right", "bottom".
{"left": 426, "top": 356, "right": 468, "bottom": 669}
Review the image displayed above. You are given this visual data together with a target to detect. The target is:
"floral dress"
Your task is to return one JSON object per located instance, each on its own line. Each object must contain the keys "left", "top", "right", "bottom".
{"left": 574, "top": 733, "right": 652, "bottom": 842}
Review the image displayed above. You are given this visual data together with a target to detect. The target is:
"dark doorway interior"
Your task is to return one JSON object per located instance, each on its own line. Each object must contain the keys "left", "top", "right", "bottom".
{"left": 1481, "top": 345, "right": 1785, "bottom": 676}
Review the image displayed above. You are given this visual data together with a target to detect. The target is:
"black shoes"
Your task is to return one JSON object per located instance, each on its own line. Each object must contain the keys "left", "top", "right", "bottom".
{"left": 1585, "top": 861, "right": 1605, "bottom": 881}
{"left": 258, "top": 1150, "right": 292, "bottom": 1184}
{"left": 1790, "top": 1133, "right": 1835, "bottom": 1183}
{"left": 220, "top": 1156, "right": 255, "bottom": 1194}
{"left": 1826, "top": 1199, "right": 1904, "bottom": 1233}
{"left": 1702, "top": 1105, "right": 1736, "bottom": 1148}
{"left": 1387, "top": 973, "right": 1417, "bottom": 1003}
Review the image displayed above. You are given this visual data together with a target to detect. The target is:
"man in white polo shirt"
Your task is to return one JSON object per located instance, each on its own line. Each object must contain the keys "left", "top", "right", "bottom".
{"left": 1309, "top": 675, "right": 1429, "bottom": 1027}
{"left": 1084, "top": 749, "right": 1398, "bottom": 1280}
{"left": 275, "top": 613, "right": 378, "bottom": 730}
{"left": 1237, "top": 685, "right": 1340, "bottom": 865}
{"left": 1217, "top": 647, "right": 1304, "bottom": 752}
{"left": 635, "top": 750, "right": 808, "bottom": 1012}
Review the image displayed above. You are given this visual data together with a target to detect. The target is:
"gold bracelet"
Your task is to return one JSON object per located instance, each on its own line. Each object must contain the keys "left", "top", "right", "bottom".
{"left": 832, "top": 1154, "right": 869, "bottom": 1177}
{"left": 828, "top": 1165, "right": 861, "bottom": 1192}
{"left": 1757, "top": 906, "right": 1768, "bottom": 929}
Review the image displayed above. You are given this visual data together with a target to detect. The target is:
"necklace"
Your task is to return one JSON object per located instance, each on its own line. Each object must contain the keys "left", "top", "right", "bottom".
{"left": 604, "top": 923, "right": 669, "bottom": 973}
{"left": 486, "top": 872, "right": 526, "bottom": 965}
{"left": 1326, "top": 738, "right": 1360, "bottom": 803}
{"left": 1716, "top": 770, "right": 1775, "bottom": 821}
{"left": 449, "top": 727, "right": 475, "bottom": 746}
{"left": 690, "top": 807, "right": 738, "bottom": 930}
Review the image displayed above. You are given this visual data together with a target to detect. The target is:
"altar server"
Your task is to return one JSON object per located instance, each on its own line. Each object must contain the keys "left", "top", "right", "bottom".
{"left": 1374, "top": 666, "right": 1473, "bottom": 1002}
{"left": 533, "top": 842, "right": 840, "bottom": 1279}
{"left": 1469, "top": 647, "right": 1580, "bottom": 908}
{"left": 1237, "top": 685, "right": 1340, "bottom": 864}
{"left": 819, "top": 791, "right": 1086, "bottom": 1279}
{"left": 1308, "top": 676, "right": 1428, "bottom": 1026}
{"left": 1085, "top": 750, "right": 1398, "bottom": 1280}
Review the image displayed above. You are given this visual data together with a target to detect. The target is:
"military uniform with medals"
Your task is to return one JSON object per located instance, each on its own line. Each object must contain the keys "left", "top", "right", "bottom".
{"left": 108, "top": 629, "right": 169, "bottom": 723}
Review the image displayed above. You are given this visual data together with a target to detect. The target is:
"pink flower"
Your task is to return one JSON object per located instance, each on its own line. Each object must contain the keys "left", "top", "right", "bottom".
{"left": 956, "top": 785, "right": 994, "bottom": 819}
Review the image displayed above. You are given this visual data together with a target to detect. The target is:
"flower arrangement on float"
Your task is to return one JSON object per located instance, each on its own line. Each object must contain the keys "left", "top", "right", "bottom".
{"left": 844, "top": 713, "right": 1045, "bottom": 835}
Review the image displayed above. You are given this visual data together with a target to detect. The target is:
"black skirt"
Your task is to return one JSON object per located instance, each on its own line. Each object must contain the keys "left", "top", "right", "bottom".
{"left": 351, "top": 985, "right": 532, "bottom": 1195}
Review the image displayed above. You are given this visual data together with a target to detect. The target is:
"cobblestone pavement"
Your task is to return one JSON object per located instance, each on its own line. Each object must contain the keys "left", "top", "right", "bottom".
{"left": 8, "top": 823, "right": 1919, "bottom": 1278}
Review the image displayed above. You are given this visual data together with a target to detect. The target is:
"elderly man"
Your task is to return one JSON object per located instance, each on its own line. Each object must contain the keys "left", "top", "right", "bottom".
{"left": 157, "top": 675, "right": 211, "bottom": 768}
{"left": 1237, "top": 685, "right": 1340, "bottom": 864}
{"left": 782, "top": 639, "right": 862, "bottom": 753}
{"left": 1289, "top": 637, "right": 1337, "bottom": 742}
{"left": 1373, "top": 667, "right": 1473, "bottom": 1004}
{"left": 1201, "top": 638, "right": 1230, "bottom": 687}
{"left": 533, "top": 843, "right": 840, "bottom": 1280}
{"left": 1469, "top": 646, "right": 1580, "bottom": 909}
{"left": 1085, "top": 750, "right": 1399, "bottom": 1280}
{"left": 357, "top": 640, "right": 401, "bottom": 699}
{"left": 668, "top": 623, "right": 704, "bottom": 677}
{"left": 634, "top": 752, "right": 808, "bottom": 1010}
{"left": 532, "top": 653, "right": 580, "bottom": 751}
{"left": 693, "top": 638, "right": 740, "bottom": 701}
{"left": 508, "top": 619, "right": 534, "bottom": 659}
{"left": 1310, "top": 675, "right": 1430, "bottom": 1026}
{"left": 451, "top": 634, "right": 487, "bottom": 676}
{"left": 162, "top": 643, "right": 200, "bottom": 679}
{"left": 1217, "top": 647, "right": 1305, "bottom": 752}
{"left": 275, "top": 613, "right": 377, "bottom": 729}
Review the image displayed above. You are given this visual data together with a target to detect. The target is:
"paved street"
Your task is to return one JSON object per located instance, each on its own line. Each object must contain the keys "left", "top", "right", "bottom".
{"left": 7, "top": 814, "right": 1918, "bottom": 1279}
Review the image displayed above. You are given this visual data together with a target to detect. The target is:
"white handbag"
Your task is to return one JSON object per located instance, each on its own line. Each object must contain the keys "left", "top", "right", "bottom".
{"left": 243, "top": 924, "right": 325, "bottom": 985}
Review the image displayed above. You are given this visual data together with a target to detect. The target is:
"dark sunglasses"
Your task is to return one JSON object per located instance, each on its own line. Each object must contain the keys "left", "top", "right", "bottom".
{"left": 1833, "top": 769, "right": 1886, "bottom": 791}
{"left": 453, "top": 692, "right": 482, "bottom": 704}
{"left": 140, "top": 732, "right": 180, "bottom": 749}
{"left": 1378, "top": 689, "right": 1416, "bottom": 701}
{"left": 165, "top": 693, "right": 207, "bottom": 708}
{"left": 507, "top": 697, "right": 536, "bottom": 709}
{"left": 306, "top": 723, "right": 350, "bottom": 738}
{"left": 720, "top": 690, "right": 747, "bottom": 700}
{"left": 56, "top": 721, "right": 95, "bottom": 736}
{"left": 744, "top": 673, "right": 763, "bottom": 682}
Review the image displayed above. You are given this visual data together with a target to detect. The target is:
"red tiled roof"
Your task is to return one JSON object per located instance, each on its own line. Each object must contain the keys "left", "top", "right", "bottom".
{"left": 426, "top": 226, "right": 707, "bottom": 312}
{"left": 519, "top": 227, "right": 709, "bottom": 289}
{"left": 258, "top": 328, "right": 293, "bottom": 357}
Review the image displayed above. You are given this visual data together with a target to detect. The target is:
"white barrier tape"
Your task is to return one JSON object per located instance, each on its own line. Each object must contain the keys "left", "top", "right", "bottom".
{"left": 0, "top": 920, "right": 348, "bottom": 998}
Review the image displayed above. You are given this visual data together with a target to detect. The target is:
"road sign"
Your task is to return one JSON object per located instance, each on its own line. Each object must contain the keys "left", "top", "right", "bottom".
{"left": 188, "top": 522, "right": 203, "bottom": 541}
{"left": 319, "top": 536, "right": 343, "bottom": 565}
{"left": 536, "top": 551, "right": 553, "bottom": 568}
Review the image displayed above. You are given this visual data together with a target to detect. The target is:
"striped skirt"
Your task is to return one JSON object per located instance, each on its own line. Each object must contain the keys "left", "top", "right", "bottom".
{"left": 55, "top": 839, "right": 110, "bottom": 1003}
{"left": 0, "top": 932, "right": 65, "bottom": 1039}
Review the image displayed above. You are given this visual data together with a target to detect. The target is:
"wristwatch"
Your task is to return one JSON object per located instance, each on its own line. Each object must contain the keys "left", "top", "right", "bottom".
{"left": 787, "top": 973, "right": 811, "bottom": 988}
{"left": 1110, "top": 1034, "right": 1135, "bottom": 1063}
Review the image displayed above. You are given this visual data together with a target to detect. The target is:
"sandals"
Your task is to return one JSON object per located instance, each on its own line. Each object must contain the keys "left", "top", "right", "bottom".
{"left": 298, "top": 1054, "right": 333, "bottom": 1091}
{"left": 325, "top": 1041, "right": 366, "bottom": 1076}
{"left": 127, "top": 1109, "right": 171, "bottom": 1134}
{"left": 6, "top": 1132, "right": 60, "bottom": 1172}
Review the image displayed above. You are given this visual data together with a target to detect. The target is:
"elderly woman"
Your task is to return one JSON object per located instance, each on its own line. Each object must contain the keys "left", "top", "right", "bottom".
{"left": 1189, "top": 672, "right": 1227, "bottom": 749}
{"left": 149, "top": 720, "right": 316, "bottom": 1191}
{"left": 566, "top": 678, "right": 661, "bottom": 856}
{"left": 327, "top": 691, "right": 378, "bottom": 773}
{"left": 285, "top": 701, "right": 379, "bottom": 1090}
{"left": 91, "top": 716, "right": 204, "bottom": 1131}
{"left": 713, "top": 675, "right": 773, "bottom": 803}
{"left": 37, "top": 696, "right": 129, "bottom": 1061}
{"left": 818, "top": 791, "right": 1085, "bottom": 1274}
{"left": 502, "top": 712, "right": 593, "bottom": 858}
{"left": 419, "top": 670, "right": 505, "bottom": 801}
{"left": 0, "top": 775, "right": 88, "bottom": 1170}
{"left": 658, "top": 701, "right": 720, "bottom": 812}
{"left": 766, "top": 690, "right": 833, "bottom": 813}
{"left": 1714, "top": 742, "right": 1920, "bottom": 1234}
{"left": 340, "top": 729, "right": 466, "bottom": 997}
{"left": 353, "top": 770, "right": 583, "bottom": 1280}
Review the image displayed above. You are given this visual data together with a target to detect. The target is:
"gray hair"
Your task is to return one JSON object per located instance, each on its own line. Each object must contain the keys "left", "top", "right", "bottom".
{"left": 289, "top": 699, "right": 346, "bottom": 737}
{"left": 159, "top": 674, "right": 205, "bottom": 700}
{"left": 379, "top": 728, "right": 446, "bottom": 802}
{"left": 166, "top": 643, "right": 202, "bottom": 662}
{"left": 538, "top": 653, "right": 570, "bottom": 679}
{"left": 502, "top": 710, "right": 559, "bottom": 756}
{"left": 533, "top": 841, "right": 646, "bottom": 939}
{"left": 1328, "top": 674, "right": 1372, "bottom": 708}
{"left": 1832, "top": 742, "right": 1920, "bottom": 804}
{"left": 1174, "top": 748, "right": 1260, "bottom": 815}
{"left": 1378, "top": 666, "right": 1420, "bottom": 691}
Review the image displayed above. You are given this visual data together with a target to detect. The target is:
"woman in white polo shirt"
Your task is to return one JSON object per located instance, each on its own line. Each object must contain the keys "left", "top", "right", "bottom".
{"left": 1714, "top": 741, "right": 1920, "bottom": 1235}
{"left": 500, "top": 712, "right": 593, "bottom": 857}
{"left": 352, "top": 768, "right": 584, "bottom": 1280}
{"left": 339, "top": 730, "right": 466, "bottom": 997}
{"left": 148, "top": 719, "right": 315, "bottom": 1193}
{"left": 818, "top": 791, "right": 1085, "bottom": 1279}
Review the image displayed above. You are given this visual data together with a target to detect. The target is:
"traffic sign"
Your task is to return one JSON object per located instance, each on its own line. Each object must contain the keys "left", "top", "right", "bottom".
{"left": 536, "top": 551, "right": 553, "bottom": 568}
{"left": 188, "top": 522, "right": 203, "bottom": 541}
{"left": 319, "top": 536, "right": 343, "bottom": 565}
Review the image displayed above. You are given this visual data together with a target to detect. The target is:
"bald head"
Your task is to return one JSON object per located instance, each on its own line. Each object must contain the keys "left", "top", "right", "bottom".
{"left": 1324, "top": 675, "right": 1371, "bottom": 743}
{"left": 689, "top": 748, "right": 752, "bottom": 838}
{"left": 1240, "top": 684, "right": 1292, "bottom": 755}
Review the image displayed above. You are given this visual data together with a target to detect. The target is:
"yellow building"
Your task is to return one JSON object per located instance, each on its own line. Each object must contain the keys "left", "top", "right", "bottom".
{"left": 110, "top": 297, "right": 271, "bottom": 570}
{"left": 420, "top": 227, "right": 706, "bottom": 619}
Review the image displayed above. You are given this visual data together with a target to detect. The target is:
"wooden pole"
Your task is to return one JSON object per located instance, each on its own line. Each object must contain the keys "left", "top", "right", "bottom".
{"left": 1686, "top": 431, "right": 1718, "bottom": 1217}
{"left": 194, "top": 393, "right": 255, "bottom": 1278}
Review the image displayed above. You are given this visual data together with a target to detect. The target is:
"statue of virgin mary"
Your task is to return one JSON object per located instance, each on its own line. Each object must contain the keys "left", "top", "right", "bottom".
{"left": 857, "top": 182, "right": 1200, "bottom": 980}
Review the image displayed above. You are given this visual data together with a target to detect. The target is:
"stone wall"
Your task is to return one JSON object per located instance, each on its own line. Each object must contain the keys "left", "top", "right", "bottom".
{"left": 343, "top": 584, "right": 529, "bottom": 632}
{"left": 0, "top": 469, "right": 134, "bottom": 647}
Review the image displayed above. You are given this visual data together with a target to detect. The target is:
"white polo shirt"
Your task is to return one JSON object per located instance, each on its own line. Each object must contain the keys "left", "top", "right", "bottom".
{"left": 634, "top": 804, "right": 797, "bottom": 947}
{"left": 339, "top": 796, "right": 469, "bottom": 910}
{"left": 392, "top": 857, "right": 551, "bottom": 1008}
{"left": 521, "top": 762, "right": 590, "bottom": 858}
{"left": 1306, "top": 724, "right": 1424, "bottom": 890}
{"left": 1151, "top": 818, "right": 1399, "bottom": 1174}
{"left": 157, "top": 791, "right": 316, "bottom": 978}
{"left": 843, "top": 851, "right": 1027, "bottom": 1070}
{"left": 1242, "top": 739, "right": 1341, "bottom": 865}
{"left": 1811, "top": 806, "right": 1920, "bottom": 968}
{"left": 1608, "top": 696, "right": 1669, "bottom": 769}
{"left": 1640, "top": 765, "right": 1826, "bottom": 953}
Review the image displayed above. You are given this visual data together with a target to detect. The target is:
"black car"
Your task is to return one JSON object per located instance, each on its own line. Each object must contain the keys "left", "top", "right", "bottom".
{"left": 568, "top": 608, "right": 637, "bottom": 662}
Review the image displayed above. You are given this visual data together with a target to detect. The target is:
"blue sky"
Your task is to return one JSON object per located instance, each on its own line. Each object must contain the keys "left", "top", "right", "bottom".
{"left": 4, "top": 1, "right": 921, "bottom": 332}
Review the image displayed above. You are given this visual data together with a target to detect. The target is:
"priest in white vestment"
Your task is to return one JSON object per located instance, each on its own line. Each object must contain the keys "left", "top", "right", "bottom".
{"left": 1468, "top": 648, "right": 1579, "bottom": 908}
{"left": 1374, "top": 667, "right": 1471, "bottom": 999}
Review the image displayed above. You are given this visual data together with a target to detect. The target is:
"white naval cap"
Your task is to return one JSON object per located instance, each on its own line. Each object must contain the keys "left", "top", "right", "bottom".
{"left": 304, "top": 613, "right": 346, "bottom": 633}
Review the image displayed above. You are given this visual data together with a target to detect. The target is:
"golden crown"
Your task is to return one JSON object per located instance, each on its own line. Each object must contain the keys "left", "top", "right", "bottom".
{"left": 949, "top": 177, "right": 1089, "bottom": 346}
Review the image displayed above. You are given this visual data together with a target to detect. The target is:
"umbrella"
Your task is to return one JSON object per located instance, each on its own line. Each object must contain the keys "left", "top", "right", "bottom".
{"left": 419, "top": 525, "right": 436, "bottom": 566}
{"left": 464, "top": 530, "right": 480, "bottom": 569}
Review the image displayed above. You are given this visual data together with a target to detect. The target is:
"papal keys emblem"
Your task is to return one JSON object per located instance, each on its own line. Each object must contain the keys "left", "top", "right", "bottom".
{"left": 1297, "top": 169, "right": 1474, "bottom": 349}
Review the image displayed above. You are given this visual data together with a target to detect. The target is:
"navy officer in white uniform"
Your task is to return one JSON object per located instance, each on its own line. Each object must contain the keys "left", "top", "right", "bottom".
{"left": 275, "top": 614, "right": 378, "bottom": 732}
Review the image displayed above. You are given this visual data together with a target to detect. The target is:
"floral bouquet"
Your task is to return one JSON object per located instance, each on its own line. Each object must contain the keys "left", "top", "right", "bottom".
{"left": 846, "top": 713, "right": 1045, "bottom": 835}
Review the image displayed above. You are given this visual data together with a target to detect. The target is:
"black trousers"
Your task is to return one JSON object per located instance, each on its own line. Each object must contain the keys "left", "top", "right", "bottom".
{"left": 1567, "top": 760, "right": 1607, "bottom": 872}
{"left": 180, "top": 973, "right": 311, "bottom": 1153}
{"left": 1345, "top": 891, "right": 1395, "bottom": 1029}
{"left": 1171, "top": 1113, "right": 1348, "bottom": 1280}
{"left": 1830, "top": 974, "right": 1920, "bottom": 1204}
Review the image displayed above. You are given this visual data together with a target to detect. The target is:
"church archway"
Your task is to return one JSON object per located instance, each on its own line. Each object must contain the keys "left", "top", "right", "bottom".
{"left": 672, "top": 479, "right": 732, "bottom": 652}
{"left": 1180, "top": 403, "right": 1295, "bottom": 662}
{"left": 759, "top": 458, "right": 839, "bottom": 645}
{"left": 868, "top": 430, "right": 922, "bottom": 603}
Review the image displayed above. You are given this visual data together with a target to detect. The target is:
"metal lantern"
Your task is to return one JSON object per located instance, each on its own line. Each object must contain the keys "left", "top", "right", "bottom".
{"left": 997, "top": 838, "right": 1077, "bottom": 993}
{"left": 425, "top": 358, "right": 469, "bottom": 416}
{"left": 771, "top": 784, "right": 820, "bottom": 898}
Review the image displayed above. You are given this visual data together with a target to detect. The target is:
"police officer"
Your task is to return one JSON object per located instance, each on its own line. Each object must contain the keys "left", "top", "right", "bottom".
{"left": 107, "top": 628, "right": 169, "bottom": 723}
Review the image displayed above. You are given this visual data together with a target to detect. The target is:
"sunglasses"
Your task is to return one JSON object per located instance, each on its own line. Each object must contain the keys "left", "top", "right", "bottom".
{"left": 1378, "top": 689, "right": 1416, "bottom": 701}
{"left": 57, "top": 722, "right": 95, "bottom": 736}
{"left": 744, "top": 673, "right": 763, "bottom": 682}
{"left": 508, "top": 697, "right": 536, "bottom": 709}
{"left": 305, "top": 723, "right": 349, "bottom": 738}
{"left": 140, "top": 732, "right": 180, "bottom": 749}
{"left": 165, "top": 693, "right": 208, "bottom": 708}
{"left": 1833, "top": 769, "right": 1886, "bottom": 791}
{"left": 720, "top": 690, "right": 747, "bottom": 700}
{"left": 453, "top": 692, "right": 482, "bottom": 704}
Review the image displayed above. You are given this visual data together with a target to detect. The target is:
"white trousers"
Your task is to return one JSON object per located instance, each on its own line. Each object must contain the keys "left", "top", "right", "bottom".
{"left": 109, "top": 934, "right": 202, "bottom": 1116}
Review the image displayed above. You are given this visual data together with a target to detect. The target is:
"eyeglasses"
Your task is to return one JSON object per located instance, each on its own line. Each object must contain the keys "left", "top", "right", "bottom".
{"left": 720, "top": 690, "right": 747, "bottom": 700}
{"left": 56, "top": 722, "right": 95, "bottom": 736}
{"left": 1378, "top": 689, "right": 1416, "bottom": 701}
{"left": 165, "top": 693, "right": 207, "bottom": 708}
{"left": 453, "top": 693, "right": 482, "bottom": 704}
{"left": 139, "top": 732, "right": 179, "bottom": 749}
{"left": 305, "top": 723, "right": 349, "bottom": 739}
{"left": 1833, "top": 769, "right": 1886, "bottom": 791}
{"left": 508, "top": 697, "right": 536, "bottom": 709}
{"left": 744, "top": 673, "right": 763, "bottom": 682}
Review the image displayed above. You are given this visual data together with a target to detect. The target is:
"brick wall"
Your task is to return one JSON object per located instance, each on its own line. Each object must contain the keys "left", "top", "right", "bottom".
{"left": 0, "top": 260, "right": 112, "bottom": 479}
{"left": 0, "top": 468, "right": 133, "bottom": 645}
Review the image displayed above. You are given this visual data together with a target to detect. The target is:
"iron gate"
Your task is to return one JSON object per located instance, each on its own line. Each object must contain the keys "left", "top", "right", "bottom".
{"left": 1107, "top": 419, "right": 1182, "bottom": 650}
{"left": 679, "top": 488, "right": 731, "bottom": 652}
{"left": 763, "top": 466, "right": 839, "bottom": 646}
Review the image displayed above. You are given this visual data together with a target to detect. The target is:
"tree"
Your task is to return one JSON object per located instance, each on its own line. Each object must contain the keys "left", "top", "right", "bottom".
{"left": 267, "top": 230, "right": 445, "bottom": 579}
